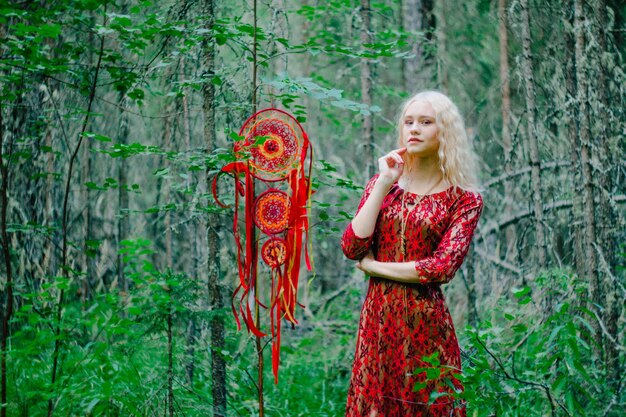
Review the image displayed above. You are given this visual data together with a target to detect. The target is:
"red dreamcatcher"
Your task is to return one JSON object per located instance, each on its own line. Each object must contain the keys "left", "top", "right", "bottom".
{"left": 213, "top": 108, "right": 313, "bottom": 383}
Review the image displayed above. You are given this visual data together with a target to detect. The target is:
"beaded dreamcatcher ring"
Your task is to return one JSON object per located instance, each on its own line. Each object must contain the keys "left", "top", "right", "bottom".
{"left": 213, "top": 108, "right": 313, "bottom": 383}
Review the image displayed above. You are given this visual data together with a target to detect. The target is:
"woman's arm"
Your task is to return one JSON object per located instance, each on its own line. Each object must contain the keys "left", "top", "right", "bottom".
{"left": 356, "top": 255, "right": 418, "bottom": 281}
{"left": 350, "top": 175, "right": 394, "bottom": 238}
{"left": 356, "top": 191, "right": 484, "bottom": 284}
{"left": 341, "top": 148, "right": 407, "bottom": 260}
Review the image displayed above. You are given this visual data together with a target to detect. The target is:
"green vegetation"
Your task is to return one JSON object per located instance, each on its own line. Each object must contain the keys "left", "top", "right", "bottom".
{"left": 0, "top": 0, "right": 624, "bottom": 416}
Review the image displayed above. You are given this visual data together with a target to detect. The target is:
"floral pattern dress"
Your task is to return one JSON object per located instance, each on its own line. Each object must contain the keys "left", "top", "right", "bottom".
{"left": 341, "top": 174, "right": 484, "bottom": 417}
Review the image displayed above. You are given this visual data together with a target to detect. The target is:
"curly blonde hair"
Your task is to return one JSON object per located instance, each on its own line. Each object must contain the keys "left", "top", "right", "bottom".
{"left": 396, "top": 91, "right": 481, "bottom": 192}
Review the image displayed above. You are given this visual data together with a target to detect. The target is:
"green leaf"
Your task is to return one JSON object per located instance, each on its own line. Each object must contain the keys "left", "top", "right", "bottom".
{"left": 84, "top": 132, "right": 112, "bottom": 142}
{"left": 428, "top": 390, "right": 452, "bottom": 404}
{"left": 216, "top": 34, "right": 228, "bottom": 45}
{"left": 86, "top": 239, "right": 101, "bottom": 249}
{"left": 512, "top": 286, "right": 531, "bottom": 298}
{"left": 422, "top": 351, "right": 441, "bottom": 367}
{"left": 38, "top": 24, "right": 62, "bottom": 38}
{"left": 412, "top": 381, "right": 428, "bottom": 392}
{"left": 153, "top": 168, "right": 170, "bottom": 177}
{"left": 512, "top": 323, "right": 528, "bottom": 332}
{"left": 128, "top": 88, "right": 144, "bottom": 101}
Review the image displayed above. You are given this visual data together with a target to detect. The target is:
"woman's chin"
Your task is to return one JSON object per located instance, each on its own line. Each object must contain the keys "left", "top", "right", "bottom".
{"left": 404, "top": 147, "right": 436, "bottom": 157}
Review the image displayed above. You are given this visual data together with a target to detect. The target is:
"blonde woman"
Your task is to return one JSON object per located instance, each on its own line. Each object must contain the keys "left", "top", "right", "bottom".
{"left": 341, "top": 91, "right": 483, "bottom": 417}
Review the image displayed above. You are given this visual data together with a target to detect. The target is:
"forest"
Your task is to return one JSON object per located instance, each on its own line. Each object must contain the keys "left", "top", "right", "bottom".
{"left": 0, "top": 0, "right": 624, "bottom": 416}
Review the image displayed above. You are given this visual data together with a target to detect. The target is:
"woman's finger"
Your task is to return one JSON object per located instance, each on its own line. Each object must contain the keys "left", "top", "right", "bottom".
{"left": 384, "top": 152, "right": 403, "bottom": 166}
{"left": 395, "top": 147, "right": 407, "bottom": 155}
{"left": 384, "top": 155, "right": 398, "bottom": 166}
{"left": 392, "top": 153, "right": 404, "bottom": 164}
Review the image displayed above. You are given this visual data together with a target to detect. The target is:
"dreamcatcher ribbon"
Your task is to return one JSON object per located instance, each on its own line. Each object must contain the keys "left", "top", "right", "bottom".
{"left": 212, "top": 108, "right": 313, "bottom": 383}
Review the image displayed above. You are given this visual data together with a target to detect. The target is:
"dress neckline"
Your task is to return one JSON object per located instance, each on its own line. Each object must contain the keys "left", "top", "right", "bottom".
{"left": 395, "top": 183, "right": 455, "bottom": 197}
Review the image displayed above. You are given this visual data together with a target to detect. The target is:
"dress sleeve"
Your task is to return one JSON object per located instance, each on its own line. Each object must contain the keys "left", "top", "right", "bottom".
{"left": 340, "top": 174, "right": 380, "bottom": 261}
{"left": 414, "top": 191, "right": 483, "bottom": 284}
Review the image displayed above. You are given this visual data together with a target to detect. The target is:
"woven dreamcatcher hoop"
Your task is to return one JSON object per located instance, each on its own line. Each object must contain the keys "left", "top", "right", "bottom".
{"left": 261, "top": 238, "right": 287, "bottom": 268}
{"left": 239, "top": 111, "right": 304, "bottom": 182}
{"left": 212, "top": 108, "right": 313, "bottom": 383}
{"left": 253, "top": 189, "right": 290, "bottom": 235}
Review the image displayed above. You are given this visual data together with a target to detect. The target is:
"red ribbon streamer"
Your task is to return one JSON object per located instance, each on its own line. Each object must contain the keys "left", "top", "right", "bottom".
{"left": 212, "top": 108, "right": 313, "bottom": 383}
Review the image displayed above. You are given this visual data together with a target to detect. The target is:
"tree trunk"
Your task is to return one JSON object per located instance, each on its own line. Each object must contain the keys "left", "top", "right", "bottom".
{"left": 117, "top": 94, "right": 130, "bottom": 295}
{"left": 48, "top": 22, "right": 105, "bottom": 417}
{"left": 82, "top": 7, "right": 99, "bottom": 302}
{"left": 202, "top": 0, "right": 227, "bottom": 415}
{"left": 269, "top": 0, "right": 287, "bottom": 107}
{"left": 563, "top": 6, "right": 586, "bottom": 288}
{"left": 574, "top": 0, "right": 602, "bottom": 354}
{"left": 176, "top": 52, "right": 200, "bottom": 386}
{"left": 498, "top": 0, "right": 518, "bottom": 266}
{"left": 435, "top": 0, "right": 448, "bottom": 92}
{"left": 402, "top": 0, "right": 423, "bottom": 92}
{"left": 519, "top": 0, "right": 547, "bottom": 270}
{"left": 164, "top": 124, "right": 173, "bottom": 272}
{"left": 81, "top": 107, "right": 93, "bottom": 301}
{"left": 591, "top": 0, "right": 620, "bottom": 388}
{"left": 0, "top": 100, "right": 15, "bottom": 417}
{"left": 360, "top": 0, "right": 374, "bottom": 180}
{"left": 591, "top": 1, "right": 616, "bottom": 272}
{"left": 164, "top": 50, "right": 175, "bottom": 417}
{"left": 167, "top": 298, "right": 174, "bottom": 417}
{"left": 465, "top": 245, "right": 478, "bottom": 327}
{"left": 251, "top": 1, "right": 264, "bottom": 414}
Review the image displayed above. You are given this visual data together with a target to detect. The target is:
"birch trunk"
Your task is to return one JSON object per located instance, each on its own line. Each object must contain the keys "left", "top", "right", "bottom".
{"left": 177, "top": 52, "right": 199, "bottom": 386}
{"left": 202, "top": 0, "right": 226, "bottom": 414}
{"left": 269, "top": 0, "right": 287, "bottom": 107}
{"left": 81, "top": 19, "right": 95, "bottom": 301}
{"left": 0, "top": 98, "right": 14, "bottom": 417}
{"left": 117, "top": 93, "right": 130, "bottom": 294}
{"left": 435, "top": 0, "right": 448, "bottom": 92}
{"left": 574, "top": 0, "right": 602, "bottom": 353}
{"left": 498, "top": 0, "right": 518, "bottom": 266}
{"left": 592, "top": 0, "right": 620, "bottom": 388}
{"left": 402, "top": 0, "right": 423, "bottom": 92}
{"left": 80, "top": 141, "right": 91, "bottom": 305}
{"left": 519, "top": 0, "right": 547, "bottom": 269}
{"left": 563, "top": 5, "right": 586, "bottom": 287}
{"left": 360, "top": 0, "right": 374, "bottom": 180}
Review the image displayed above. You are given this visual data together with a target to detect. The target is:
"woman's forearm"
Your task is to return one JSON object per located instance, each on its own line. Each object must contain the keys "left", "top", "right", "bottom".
{"left": 351, "top": 175, "right": 394, "bottom": 238}
{"left": 361, "top": 260, "right": 421, "bottom": 283}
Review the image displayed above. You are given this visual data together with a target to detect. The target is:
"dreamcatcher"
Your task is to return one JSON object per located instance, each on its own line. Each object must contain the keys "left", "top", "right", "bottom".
{"left": 213, "top": 108, "right": 313, "bottom": 383}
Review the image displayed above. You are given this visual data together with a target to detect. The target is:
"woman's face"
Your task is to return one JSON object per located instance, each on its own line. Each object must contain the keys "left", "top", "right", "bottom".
{"left": 401, "top": 100, "right": 439, "bottom": 157}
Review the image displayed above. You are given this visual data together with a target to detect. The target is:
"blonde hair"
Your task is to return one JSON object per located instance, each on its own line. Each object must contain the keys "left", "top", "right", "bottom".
{"left": 396, "top": 90, "right": 481, "bottom": 192}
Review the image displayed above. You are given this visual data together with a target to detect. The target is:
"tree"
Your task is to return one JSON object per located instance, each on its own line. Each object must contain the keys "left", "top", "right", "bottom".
{"left": 201, "top": 0, "right": 227, "bottom": 415}
{"left": 360, "top": 0, "right": 375, "bottom": 180}
{"left": 518, "top": 0, "right": 547, "bottom": 270}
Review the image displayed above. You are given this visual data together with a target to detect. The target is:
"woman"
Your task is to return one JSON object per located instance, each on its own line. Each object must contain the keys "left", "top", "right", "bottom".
{"left": 341, "top": 91, "right": 483, "bottom": 417}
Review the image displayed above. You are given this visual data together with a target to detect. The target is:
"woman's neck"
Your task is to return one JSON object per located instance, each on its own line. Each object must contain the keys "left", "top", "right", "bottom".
{"left": 400, "top": 156, "right": 447, "bottom": 193}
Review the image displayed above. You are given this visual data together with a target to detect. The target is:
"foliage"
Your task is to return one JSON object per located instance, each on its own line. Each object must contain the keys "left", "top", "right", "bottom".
{"left": 459, "top": 271, "right": 623, "bottom": 416}
{"left": 0, "top": 0, "right": 624, "bottom": 416}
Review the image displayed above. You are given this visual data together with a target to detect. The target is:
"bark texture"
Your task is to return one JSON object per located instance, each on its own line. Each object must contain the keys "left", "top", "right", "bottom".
{"left": 519, "top": 0, "right": 547, "bottom": 269}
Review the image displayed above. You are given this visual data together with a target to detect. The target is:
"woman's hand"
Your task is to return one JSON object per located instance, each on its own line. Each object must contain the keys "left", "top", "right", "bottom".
{"left": 356, "top": 252, "right": 377, "bottom": 276}
{"left": 356, "top": 252, "right": 422, "bottom": 282}
{"left": 378, "top": 147, "right": 407, "bottom": 185}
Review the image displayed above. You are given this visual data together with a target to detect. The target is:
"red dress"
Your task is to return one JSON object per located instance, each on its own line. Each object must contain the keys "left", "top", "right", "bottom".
{"left": 341, "top": 174, "right": 483, "bottom": 417}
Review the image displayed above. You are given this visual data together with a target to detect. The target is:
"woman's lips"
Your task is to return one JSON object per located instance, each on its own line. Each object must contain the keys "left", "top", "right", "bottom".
{"left": 408, "top": 138, "right": 423, "bottom": 143}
